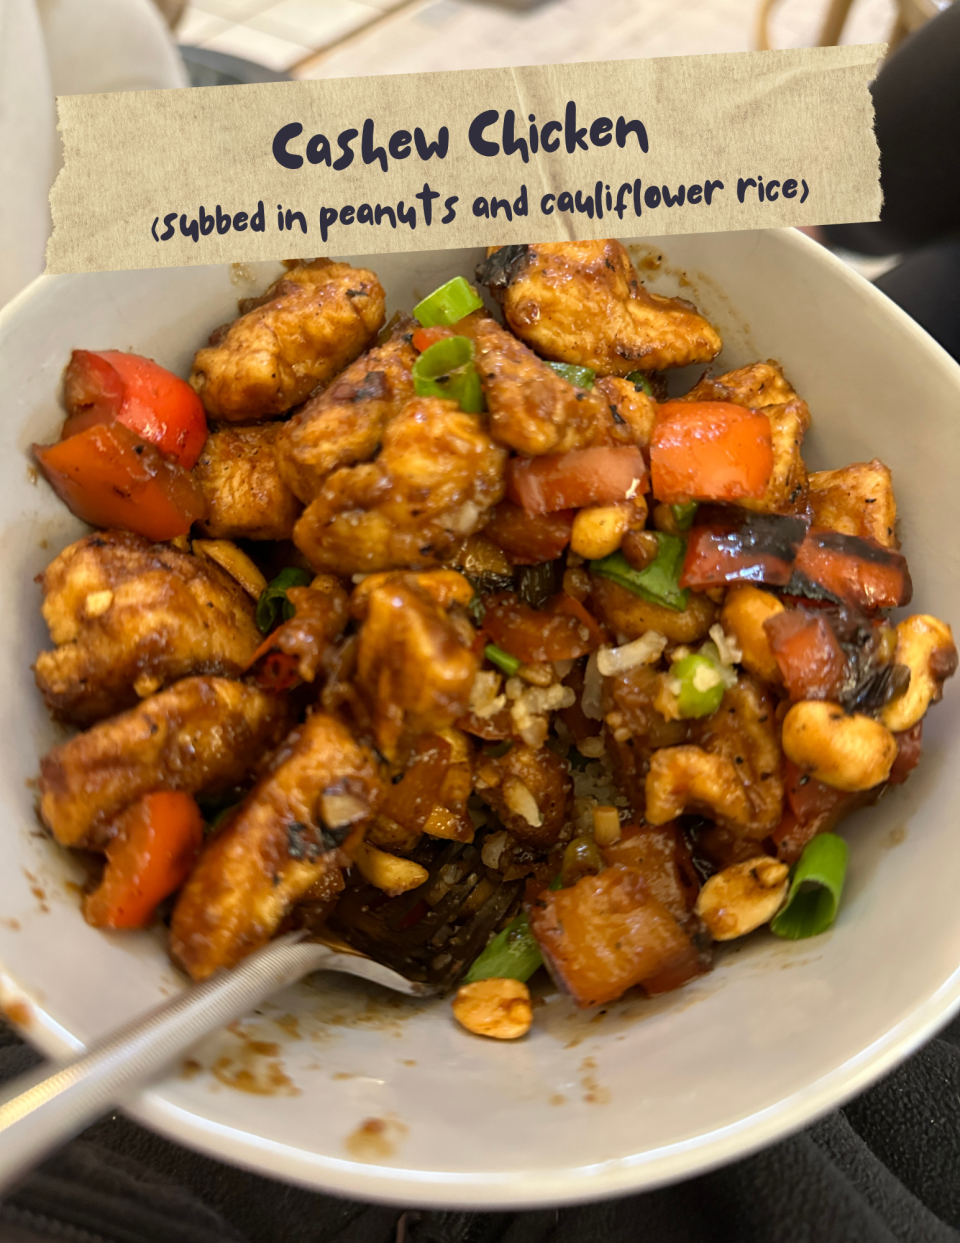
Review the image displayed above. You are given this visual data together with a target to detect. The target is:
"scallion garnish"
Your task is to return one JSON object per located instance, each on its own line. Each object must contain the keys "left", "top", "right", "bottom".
{"left": 625, "top": 370, "right": 653, "bottom": 396}
{"left": 465, "top": 912, "right": 543, "bottom": 983}
{"left": 484, "top": 642, "right": 521, "bottom": 676}
{"left": 771, "top": 833, "right": 848, "bottom": 939}
{"left": 671, "top": 501, "right": 699, "bottom": 531}
{"left": 256, "top": 566, "right": 312, "bottom": 633}
{"left": 411, "top": 336, "right": 485, "bottom": 413}
{"left": 589, "top": 535, "right": 690, "bottom": 612}
{"left": 548, "top": 361, "right": 596, "bottom": 389}
{"left": 413, "top": 276, "right": 484, "bottom": 328}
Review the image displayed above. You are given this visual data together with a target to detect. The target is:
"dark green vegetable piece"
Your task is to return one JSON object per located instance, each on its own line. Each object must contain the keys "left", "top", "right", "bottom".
{"left": 256, "top": 566, "right": 313, "bottom": 633}
{"left": 771, "top": 833, "right": 848, "bottom": 939}
{"left": 413, "top": 276, "right": 485, "bottom": 327}
{"left": 464, "top": 912, "right": 543, "bottom": 984}
{"left": 485, "top": 643, "right": 522, "bottom": 676}
{"left": 411, "top": 336, "right": 485, "bottom": 413}
{"left": 548, "top": 361, "right": 596, "bottom": 389}
{"left": 671, "top": 501, "right": 699, "bottom": 531}
{"left": 625, "top": 370, "right": 653, "bottom": 396}
{"left": 589, "top": 534, "right": 690, "bottom": 611}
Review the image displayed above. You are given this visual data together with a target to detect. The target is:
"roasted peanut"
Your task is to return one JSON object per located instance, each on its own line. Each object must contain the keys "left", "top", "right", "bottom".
{"left": 695, "top": 857, "right": 789, "bottom": 940}
{"left": 719, "top": 585, "right": 783, "bottom": 684}
{"left": 452, "top": 978, "right": 533, "bottom": 1039}
{"left": 782, "top": 700, "right": 897, "bottom": 792}
{"left": 881, "top": 615, "right": 958, "bottom": 733}
{"left": 570, "top": 505, "right": 630, "bottom": 560}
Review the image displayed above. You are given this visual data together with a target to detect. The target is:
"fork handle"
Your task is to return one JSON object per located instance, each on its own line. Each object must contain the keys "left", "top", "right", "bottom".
{"left": 0, "top": 934, "right": 334, "bottom": 1194}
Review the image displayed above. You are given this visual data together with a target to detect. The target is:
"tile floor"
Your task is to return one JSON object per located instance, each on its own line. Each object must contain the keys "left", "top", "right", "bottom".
{"left": 175, "top": 0, "right": 897, "bottom": 77}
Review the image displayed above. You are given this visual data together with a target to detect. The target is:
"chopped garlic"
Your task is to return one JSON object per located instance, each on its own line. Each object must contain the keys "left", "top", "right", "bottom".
{"left": 709, "top": 623, "right": 743, "bottom": 667}
{"left": 578, "top": 736, "right": 606, "bottom": 758}
{"left": 582, "top": 652, "right": 603, "bottom": 720}
{"left": 503, "top": 777, "right": 542, "bottom": 827}
{"left": 481, "top": 830, "right": 508, "bottom": 868}
{"left": 597, "top": 631, "right": 668, "bottom": 677}
{"left": 469, "top": 670, "right": 507, "bottom": 720}
{"left": 692, "top": 662, "right": 723, "bottom": 693}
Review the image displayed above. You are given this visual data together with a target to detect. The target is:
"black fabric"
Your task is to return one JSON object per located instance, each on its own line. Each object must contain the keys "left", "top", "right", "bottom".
{"left": 4, "top": 1010, "right": 960, "bottom": 1243}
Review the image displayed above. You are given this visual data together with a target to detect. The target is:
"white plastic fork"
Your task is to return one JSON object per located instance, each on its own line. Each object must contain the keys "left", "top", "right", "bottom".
{"left": 0, "top": 931, "right": 435, "bottom": 1194}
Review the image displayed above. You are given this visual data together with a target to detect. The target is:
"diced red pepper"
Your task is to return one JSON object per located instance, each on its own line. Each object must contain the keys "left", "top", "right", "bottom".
{"left": 34, "top": 421, "right": 206, "bottom": 542}
{"left": 792, "top": 528, "right": 912, "bottom": 611}
{"left": 548, "top": 592, "right": 609, "bottom": 649}
{"left": 483, "top": 501, "right": 574, "bottom": 564}
{"left": 764, "top": 608, "right": 848, "bottom": 701}
{"left": 380, "top": 735, "right": 451, "bottom": 834}
{"left": 411, "top": 325, "right": 453, "bottom": 353}
{"left": 650, "top": 401, "right": 774, "bottom": 504}
{"left": 481, "top": 592, "right": 601, "bottom": 663}
{"left": 888, "top": 722, "right": 923, "bottom": 785}
{"left": 506, "top": 446, "right": 647, "bottom": 515}
{"left": 680, "top": 512, "right": 807, "bottom": 589}
{"left": 84, "top": 792, "right": 203, "bottom": 929}
{"left": 772, "top": 759, "right": 859, "bottom": 863}
{"left": 245, "top": 634, "right": 302, "bottom": 691}
{"left": 63, "top": 350, "right": 207, "bottom": 468}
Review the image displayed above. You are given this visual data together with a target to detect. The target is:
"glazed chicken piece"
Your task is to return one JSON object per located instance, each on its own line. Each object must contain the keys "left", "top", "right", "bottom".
{"left": 189, "top": 259, "right": 385, "bottom": 420}
{"left": 807, "top": 460, "right": 898, "bottom": 548}
{"left": 293, "top": 397, "right": 507, "bottom": 575}
{"left": 595, "top": 376, "right": 658, "bottom": 447}
{"left": 680, "top": 361, "right": 811, "bottom": 514}
{"left": 477, "top": 241, "right": 722, "bottom": 375}
{"left": 277, "top": 321, "right": 417, "bottom": 503}
{"left": 170, "top": 710, "right": 382, "bottom": 980}
{"left": 193, "top": 422, "right": 302, "bottom": 541}
{"left": 39, "top": 677, "right": 292, "bottom": 849}
{"left": 250, "top": 582, "right": 350, "bottom": 684}
{"left": 459, "top": 313, "right": 609, "bottom": 456}
{"left": 355, "top": 577, "right": 480, "bottom": 758}
{"left": 474, "top": 743, "right": 572, "bottom": 848}
{"left": 645, "top": 676, "right": 783, "bottom": 838}
{"left": 35, "top": 531, "right": 262, "bottom": 726}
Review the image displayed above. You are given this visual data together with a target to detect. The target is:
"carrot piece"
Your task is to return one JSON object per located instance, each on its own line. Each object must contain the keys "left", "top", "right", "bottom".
{"left": 84, "top": 792, "right": 204, "bottom": 929}
{"left": 650, "top": 401, "right": 773, "bottom": 503}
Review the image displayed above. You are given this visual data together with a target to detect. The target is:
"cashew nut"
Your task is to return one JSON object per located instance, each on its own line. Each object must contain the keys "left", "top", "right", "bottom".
{"left": 352, "top": 839, "right": 429, "bottom": 895}
{"left": 191, "top": 539, "right": 267, "bottom": 599}
{"left": 881, "top": 614, "right": 958, "bottom": 733}
{"left": 570, "top": 505, "right": 630, "bottom": 560}
{"left": 782, "top": 700, "right": 897, "bottom": 792}
{"left": 646, "top": 746, "right": 753, "bottom": 831}
{"left": 452, "top": 978, "right": 533, "bottom": 1040}
{"left": 695, "top": 857, "right": 789, "bottom": 940}
{"left": 719, "top": 585, "right": 783, "bottom": 684}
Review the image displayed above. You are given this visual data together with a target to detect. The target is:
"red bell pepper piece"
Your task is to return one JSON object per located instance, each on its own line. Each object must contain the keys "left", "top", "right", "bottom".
{"left": 764, "top": 608, "right": 848, "bottom": 701}
{"left": 650, "top": 401, "right": 774, "bottom": 503}
{"left": 792, "top": 528, "right": 912, "bottom": 611}
{"left": 506, "top": 446, "right": 647, "bottom": 515}
{"left": 483, "top": 502, "right": 575, "bottom": 564}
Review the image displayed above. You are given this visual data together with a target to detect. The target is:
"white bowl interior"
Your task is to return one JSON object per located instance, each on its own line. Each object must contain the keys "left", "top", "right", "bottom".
{"left": 2, "top": 231, "right": 960, "bottom": 1207}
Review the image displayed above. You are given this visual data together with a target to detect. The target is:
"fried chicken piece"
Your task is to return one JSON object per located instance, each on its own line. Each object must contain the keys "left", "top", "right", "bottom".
{"left": 681, "top": 361, "right": 811, "bottom": 514}
{"left": 193, "top": 423, "right": 302, "bottom": 541}
{"left": 595, "top": 376, "right": 658, "bottom": 447}
{"left": 458, "top": 313, "right": 608, "bottom": 455}
{"left": 170, "top": 710, "right": 381, "bottom": 980}
{"left": 35, "top": 531, "right": 263, "bottom": 726}
{"left": 251, "top": 583, "right": 350, "bottom": 684}
{"left": 351, "top": 569, "right": 474, "bottom": 616}
{"left": 474, "top": 743, "right": 572, "bottom": 848}
{"left": 189, "top": 259, "right": 385, "bottom": 420}
{"left": 356, "top": 578, "right": 480, "bottom": 758}
{"left": 478, "top": 241, "right": 722, "bottom": 375}
{"left": 277, "top": 321, "right": 417, "bottom": 503}
{"left": 645, "top": 676, "right": 783, "bottom": 838}
{"left": 39, "top": 677, "right": 292, "bottom": 849}
{"left": 293, "top": 397, "right": 507, "bottom": 575}
{"left": 808, "top": 460, "right": 897, "bottom": 548}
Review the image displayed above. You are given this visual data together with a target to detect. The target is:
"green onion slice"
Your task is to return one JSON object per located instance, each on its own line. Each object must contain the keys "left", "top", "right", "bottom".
{"left": 589, "top": 534, "right": 690, "bottom": 612}
{"left": 548, "top": 361, "right": 596, "bottom": 389}
{"left": 485, "top": 642, "right": 521, "bottom": 676}
{"left": 413, "top": 276, "right": 484, "bottom": 328}
{"left": 625, "top": 370, "right": 653, "bottom": 396}
{"left": 671, "top": 501, "right": 699, "bottom": 531}
{"left": 771, "top": 833, "right": 848, "bottom": 940}
{"left": 465, "top": 911, "right": 543, "bottom": 984}
{"left": 256, "top": 566, "right": 313, "bottom": 633}
{"left": 412, "top": 336, "right": 485, "bottom": 413}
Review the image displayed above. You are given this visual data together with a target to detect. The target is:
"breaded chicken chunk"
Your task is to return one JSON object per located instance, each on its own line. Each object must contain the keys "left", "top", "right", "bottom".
{"left": 293, "top": 397, "right": 507, "bottom": 575}
{"left": 189, "top": 259, "right": 385, "bottom": 420}
{"left": 278, "top": 319, "right": 417, "bottom": 503}
{"left": 808, "top": 460, "right": 897, "bottom": 548}
{"left": 193, "top": 423, "right": 302, "bottom": 541}
{"left": 478, "top": 241, "right": 722, "bottom": 375}
{"left": 250, "top": 582, "right": 350, "bottom": 684}
{"left": 356, "top": 577, "right": 480, "bottom": 758}
{"left": 39, "top": 677, "right": 292, "bottom": 849}
{"left": 459, "top": 313, "right": 608, "bottom": 455}
{"left": 170, "top": 710, "right": 381, "bottom": 979}
{"left": 35, "top": 531, "right": 263, "bottom": 726}
{"left": 681, "top": 361, "right": 811, "bottom": 514}
{"left": 595, "top": 376, "right": 658, "bottom": 447}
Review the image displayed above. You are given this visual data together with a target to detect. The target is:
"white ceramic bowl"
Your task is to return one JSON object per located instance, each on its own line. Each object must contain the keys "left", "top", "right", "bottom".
{"left": 2, "top": 230, "right": 960, "bottom": 1209}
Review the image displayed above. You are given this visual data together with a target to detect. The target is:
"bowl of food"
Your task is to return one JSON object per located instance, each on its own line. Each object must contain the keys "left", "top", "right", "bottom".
{"left": 2, "top": 230, "right": 959, "bottom": 1207}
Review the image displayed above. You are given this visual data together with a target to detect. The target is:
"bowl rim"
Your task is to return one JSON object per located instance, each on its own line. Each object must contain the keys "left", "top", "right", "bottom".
{"left": 5, "top": 227, "right": 960, "bottom": 1208}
